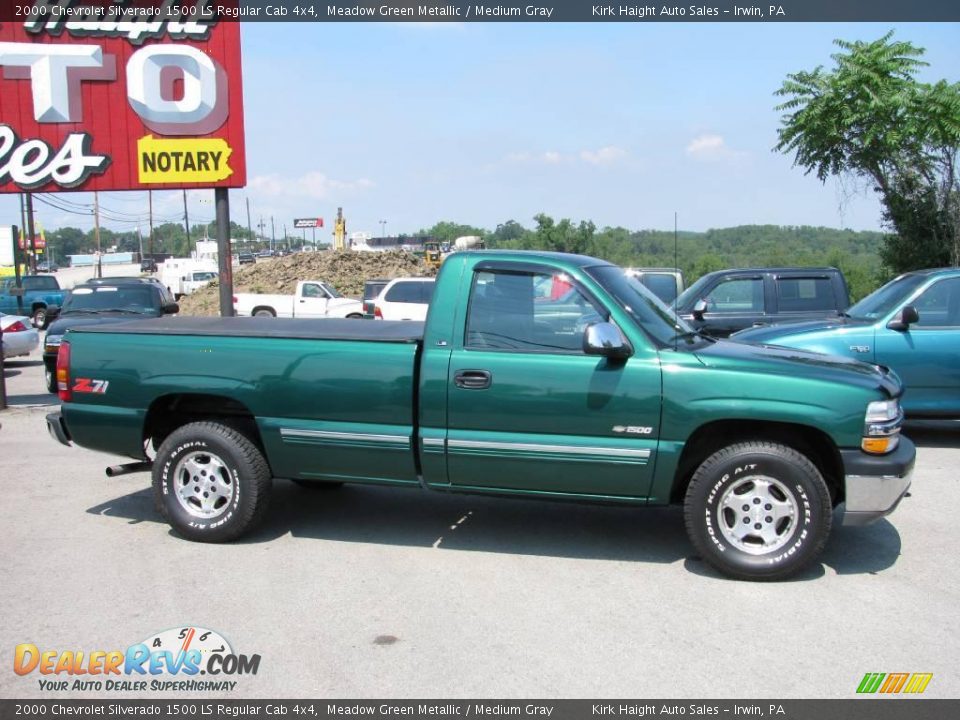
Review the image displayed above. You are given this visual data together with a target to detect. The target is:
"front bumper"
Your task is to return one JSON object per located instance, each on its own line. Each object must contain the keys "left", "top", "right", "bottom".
{"left": 46, "top": 411, "right": 72, "bottom": 447}
{"left": 840, "top": 436, "right": 916, "bottom": 526}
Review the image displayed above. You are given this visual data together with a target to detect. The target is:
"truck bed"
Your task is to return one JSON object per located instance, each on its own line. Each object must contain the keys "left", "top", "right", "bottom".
{"left": 72, "top": 316, "right": 425, "bottom": 343}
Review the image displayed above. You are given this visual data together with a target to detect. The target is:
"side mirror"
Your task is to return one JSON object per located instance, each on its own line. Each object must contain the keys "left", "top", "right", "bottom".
{"left": 692, "top": 299, "right": 708, "bottom": 322}
{"left": 46, "top": 305, "right": 61, "bottom": 321}
{"left": 583, "top": 322, "right": 632, "bottom": 360}
{"left": 887, "top": 305, "right": 919, "bottom": 332}
{"left": 162, "top": 302, "right": 180, "bottom": 315}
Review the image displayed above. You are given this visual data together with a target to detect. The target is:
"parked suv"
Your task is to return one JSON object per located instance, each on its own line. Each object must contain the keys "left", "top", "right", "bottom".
{"left": 674, "top": 267, "right": 850, "bottom": 337}
{"left": 373, "top": 278, "right": 435, "bottom": 321}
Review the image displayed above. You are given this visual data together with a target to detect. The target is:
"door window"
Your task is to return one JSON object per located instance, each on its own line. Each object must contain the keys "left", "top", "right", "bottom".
{"left": 301, "top": 284, "right": 326, "bottom": 299}
{"left": 706, "top": 277, "right": 764, "bottom": 312}
{"left": 465, "top": 270, "right": 606, "bottom": 353}
{"left": 912, "top": 278, "right": 960, "bottom": 327}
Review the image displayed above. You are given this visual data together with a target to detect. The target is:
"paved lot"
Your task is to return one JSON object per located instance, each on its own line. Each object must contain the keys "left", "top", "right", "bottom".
{"left": 1, "top": 353, "right": 958, "bottom": 699}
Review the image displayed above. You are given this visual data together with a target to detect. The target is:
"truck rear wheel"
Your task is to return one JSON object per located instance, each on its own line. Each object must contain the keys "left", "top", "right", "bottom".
{"left": 153, "top": 422, "right": 272, "bottom": 542}
{"left": 253, "top": 307, "right": 276, "bottom": 317}
{"left": 683, "top": 441, "right": 832, "bottom": 581}
{"left": 32, "top": 306, "right": 47, "bottom": 329}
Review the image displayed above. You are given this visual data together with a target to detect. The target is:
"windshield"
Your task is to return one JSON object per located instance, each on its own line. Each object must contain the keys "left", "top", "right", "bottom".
{"left": 675, "top": 274, "right": 715, "bottom": 310}
{"left": 586, "top": 265, "right": 695, "bottom": 347}
{"left": 321, "top": 282, "right": 342, "bottom": 298}
{"left": 63, "top": 285, "right": 161, "bottom": 314}
{"left": 847, "top": 274, "right": 928, "bottom": 320}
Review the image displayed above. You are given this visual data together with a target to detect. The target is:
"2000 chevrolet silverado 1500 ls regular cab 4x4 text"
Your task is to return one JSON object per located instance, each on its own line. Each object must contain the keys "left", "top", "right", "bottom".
{"left": 47, "top": 252, "right": 915, "bottom": 580}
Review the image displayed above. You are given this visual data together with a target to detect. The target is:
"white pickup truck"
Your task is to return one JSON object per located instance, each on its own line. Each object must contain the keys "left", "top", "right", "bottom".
{"left": 233, "top": 280, "right": 364, "bottom": 318}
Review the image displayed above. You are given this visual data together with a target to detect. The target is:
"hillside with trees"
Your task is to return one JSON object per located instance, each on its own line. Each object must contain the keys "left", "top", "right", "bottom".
{"left": 418, "top": 216, "right": 887, "bottom": 301}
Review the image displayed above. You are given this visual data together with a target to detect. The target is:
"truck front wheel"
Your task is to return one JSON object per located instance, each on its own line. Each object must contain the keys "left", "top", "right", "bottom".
{"left": 153, "top": 422, "right": 272, "bottom": 542}
{"left": 683, "top": 441, "right": 832, "bottom": 581}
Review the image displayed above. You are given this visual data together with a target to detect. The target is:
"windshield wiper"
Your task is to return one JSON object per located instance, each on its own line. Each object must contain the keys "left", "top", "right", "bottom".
{"left": 674, "top": 329, "right": 715, "bottom": 344}
{"left": 97, "top": 308, "right": 149, "bottom": 314}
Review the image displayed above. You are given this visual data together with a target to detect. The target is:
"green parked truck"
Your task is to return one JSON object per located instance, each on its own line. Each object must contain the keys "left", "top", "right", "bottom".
{"left": 47, "top": 251, "right": 914, "bottom": 580}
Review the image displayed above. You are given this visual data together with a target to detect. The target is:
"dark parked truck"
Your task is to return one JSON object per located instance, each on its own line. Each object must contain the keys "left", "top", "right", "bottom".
{"left": 47, "top": 251, "right": 915, "bottom": 580}
{"left": 674, "top": 267, "right": 851, "bottom": 338}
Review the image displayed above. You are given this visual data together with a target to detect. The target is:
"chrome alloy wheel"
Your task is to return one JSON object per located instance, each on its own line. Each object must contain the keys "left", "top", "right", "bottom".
{"left": 717, "top": 475, "right": 798, "bottom": 555}
{"left": 173, "top": 451, "right": 235, "bottom": 519}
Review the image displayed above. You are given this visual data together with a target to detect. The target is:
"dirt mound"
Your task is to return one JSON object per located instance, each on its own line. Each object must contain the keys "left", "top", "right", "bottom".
{"left": 178, "top": 250, "right": 436, "bottom": 316}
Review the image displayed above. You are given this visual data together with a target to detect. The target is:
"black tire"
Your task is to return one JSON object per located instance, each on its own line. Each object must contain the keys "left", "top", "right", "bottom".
{"left": 45, "top": 366, "right": 57, "bottom": 394}
{"left": 346, "top": 313, "right": 363, "bottom": 319}
{"left": 683, "top": 441, "right": 832, "bottom": 581}
{"left": 290, "top": 479, "right": 344, "bottom": 490}
{"left": 253, "top": 307, "right": 276, "bottom": 317}
{"left": 152, "top": 422, "right": 272, "bottom": 542}
{"left": 32, "top": 306, "right": 47, "bottom": 329}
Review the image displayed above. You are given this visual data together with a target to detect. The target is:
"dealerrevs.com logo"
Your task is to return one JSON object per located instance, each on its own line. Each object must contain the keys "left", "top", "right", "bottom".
{"left": 14, "top": 626, "right": 260, "bottom": 692}
{"left": 856, "top": 672, "right": 933, "bottom": 694}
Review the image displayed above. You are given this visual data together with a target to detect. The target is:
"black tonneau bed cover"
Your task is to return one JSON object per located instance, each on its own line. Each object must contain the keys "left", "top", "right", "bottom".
{"left": 71, "top": 317, "right": 425, "bottom": 343}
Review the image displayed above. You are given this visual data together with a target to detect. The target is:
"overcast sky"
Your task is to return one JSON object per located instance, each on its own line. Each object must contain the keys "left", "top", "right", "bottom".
{"left": 3, "top": 21, "right": 959, "bottom": 240}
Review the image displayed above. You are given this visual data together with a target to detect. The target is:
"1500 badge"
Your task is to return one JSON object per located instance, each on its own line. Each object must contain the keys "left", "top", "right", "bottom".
{"left": 612, "top": 425, "right": 653, "bottom": 435}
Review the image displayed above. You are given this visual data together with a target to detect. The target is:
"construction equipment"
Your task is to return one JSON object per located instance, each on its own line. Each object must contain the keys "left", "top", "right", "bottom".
{"left": 423, "top": 241, "right": 443, "bottom": 269}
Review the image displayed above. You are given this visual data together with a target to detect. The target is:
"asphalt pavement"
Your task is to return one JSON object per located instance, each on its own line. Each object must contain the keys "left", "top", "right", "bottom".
{"left": 1, "top": 353, "right": 958, "bottom": 699}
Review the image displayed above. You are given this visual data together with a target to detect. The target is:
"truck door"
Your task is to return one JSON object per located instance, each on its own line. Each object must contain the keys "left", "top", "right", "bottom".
{"left": 297, "top": 283, "right": 331, "bottom": 318}
{"left": 444, "top": 265, "right": 662, "bottom": 498}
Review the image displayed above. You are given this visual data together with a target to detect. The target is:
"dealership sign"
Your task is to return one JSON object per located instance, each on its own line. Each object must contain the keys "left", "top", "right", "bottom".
{"left": 0, "top": 1, "right": 246, "bottom": 193}
{"left": 294, "top": 217, "right": 323, "bottom": 228}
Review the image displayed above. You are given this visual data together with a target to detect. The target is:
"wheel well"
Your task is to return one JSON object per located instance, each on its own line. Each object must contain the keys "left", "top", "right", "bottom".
{"left": 31, "top": 302, "right": 46, "bottom": 312}
{"left": 670, "top": 420, "right": 844, "bottom": 505}
{"left": 251, "top": 306, "right": 275, "bottom": 316}
{"left": 143, "top": 393, "right": 266, "bottom": 459}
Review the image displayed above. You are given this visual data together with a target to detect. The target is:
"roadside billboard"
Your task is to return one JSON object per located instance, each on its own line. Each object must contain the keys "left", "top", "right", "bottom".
{"left": 294, "top": 218, "right": 324, "bottom": 228}
{"left": 0, "top": 2, "right": 246, "bottom": 193}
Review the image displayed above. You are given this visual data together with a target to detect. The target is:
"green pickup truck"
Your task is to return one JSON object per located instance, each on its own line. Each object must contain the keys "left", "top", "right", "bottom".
{"left": 47, "top": 251, "right": 915, "bottom": 580}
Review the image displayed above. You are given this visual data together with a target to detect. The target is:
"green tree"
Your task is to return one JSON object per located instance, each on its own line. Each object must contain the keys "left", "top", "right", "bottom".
{"left": 775, "top": 32, "right": 960, "bottom": 273}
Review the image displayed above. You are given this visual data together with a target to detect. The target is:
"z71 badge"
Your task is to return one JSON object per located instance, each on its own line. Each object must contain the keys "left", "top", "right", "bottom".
{"left": 73, "top": 378, "right": 109, "bottom": 394}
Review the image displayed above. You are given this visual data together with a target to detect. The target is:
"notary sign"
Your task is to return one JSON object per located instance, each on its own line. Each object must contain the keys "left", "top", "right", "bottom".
{"left": 0, "top": 0, "right": 246, "bottom": 193}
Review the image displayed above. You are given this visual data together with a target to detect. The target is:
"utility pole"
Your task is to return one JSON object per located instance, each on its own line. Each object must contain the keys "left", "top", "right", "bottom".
{"left": 257, "top": 216, "right": 265, "bottom": 250}
{"left": 270, "top": 216, "right": 275, "bottom": 253}
{"left": 245, "top": 197, "right": 253, "bottom": 247}
{"left": 93, "top": 191, "right": 102, "bottom": 279}
{"left": 182, "top": 189, "right": 191, "bottom": 253}
{"left": 25, "top": 194, "right": 37, "bottom": 273}
{"left": 19, "top": 194, "right": 27, "bottom": 274}
{"left": 148, "top": 190, "right": 154, "bottom": 256}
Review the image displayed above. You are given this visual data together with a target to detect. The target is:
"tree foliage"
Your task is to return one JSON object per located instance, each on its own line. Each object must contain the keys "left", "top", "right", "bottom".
{"left": 775, "top": 31, "right": 960, "bottom": 273}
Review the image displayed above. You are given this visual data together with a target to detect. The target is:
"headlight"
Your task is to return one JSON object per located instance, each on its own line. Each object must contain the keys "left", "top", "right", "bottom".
{"left": 865, "top": 399, "right": 899, "bottom": 423}
{"left": 862, "top": 399, "right": 902, "bottom": 454}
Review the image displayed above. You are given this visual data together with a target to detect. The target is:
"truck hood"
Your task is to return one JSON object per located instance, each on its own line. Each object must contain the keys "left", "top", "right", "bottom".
{"left": 693, "top": 339, "right": 901, "bottom": 398}
{"left": 732, "top": 316, "right": 870, "bottom": 343}
{"left": 48, "top": 313, "right": 159, "bottom": 340}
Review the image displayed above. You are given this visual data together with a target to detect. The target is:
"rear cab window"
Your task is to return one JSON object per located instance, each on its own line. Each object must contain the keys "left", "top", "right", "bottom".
{"left": 775, "top": 276, "right": 837, "bottom": 312}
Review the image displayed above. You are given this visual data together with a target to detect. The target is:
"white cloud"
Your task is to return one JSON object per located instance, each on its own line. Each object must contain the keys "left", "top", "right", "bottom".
{"left": 249, "top": 172, "right": 375, "bottom": 200}
{"left": 686, "top": 134, "right": 729, "bottom": 158}
{"left": 579, "top": 146, "right": 626, "bottom": 166}
{"left": 543, "top": 151, "right": 562, "bottom": 164}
